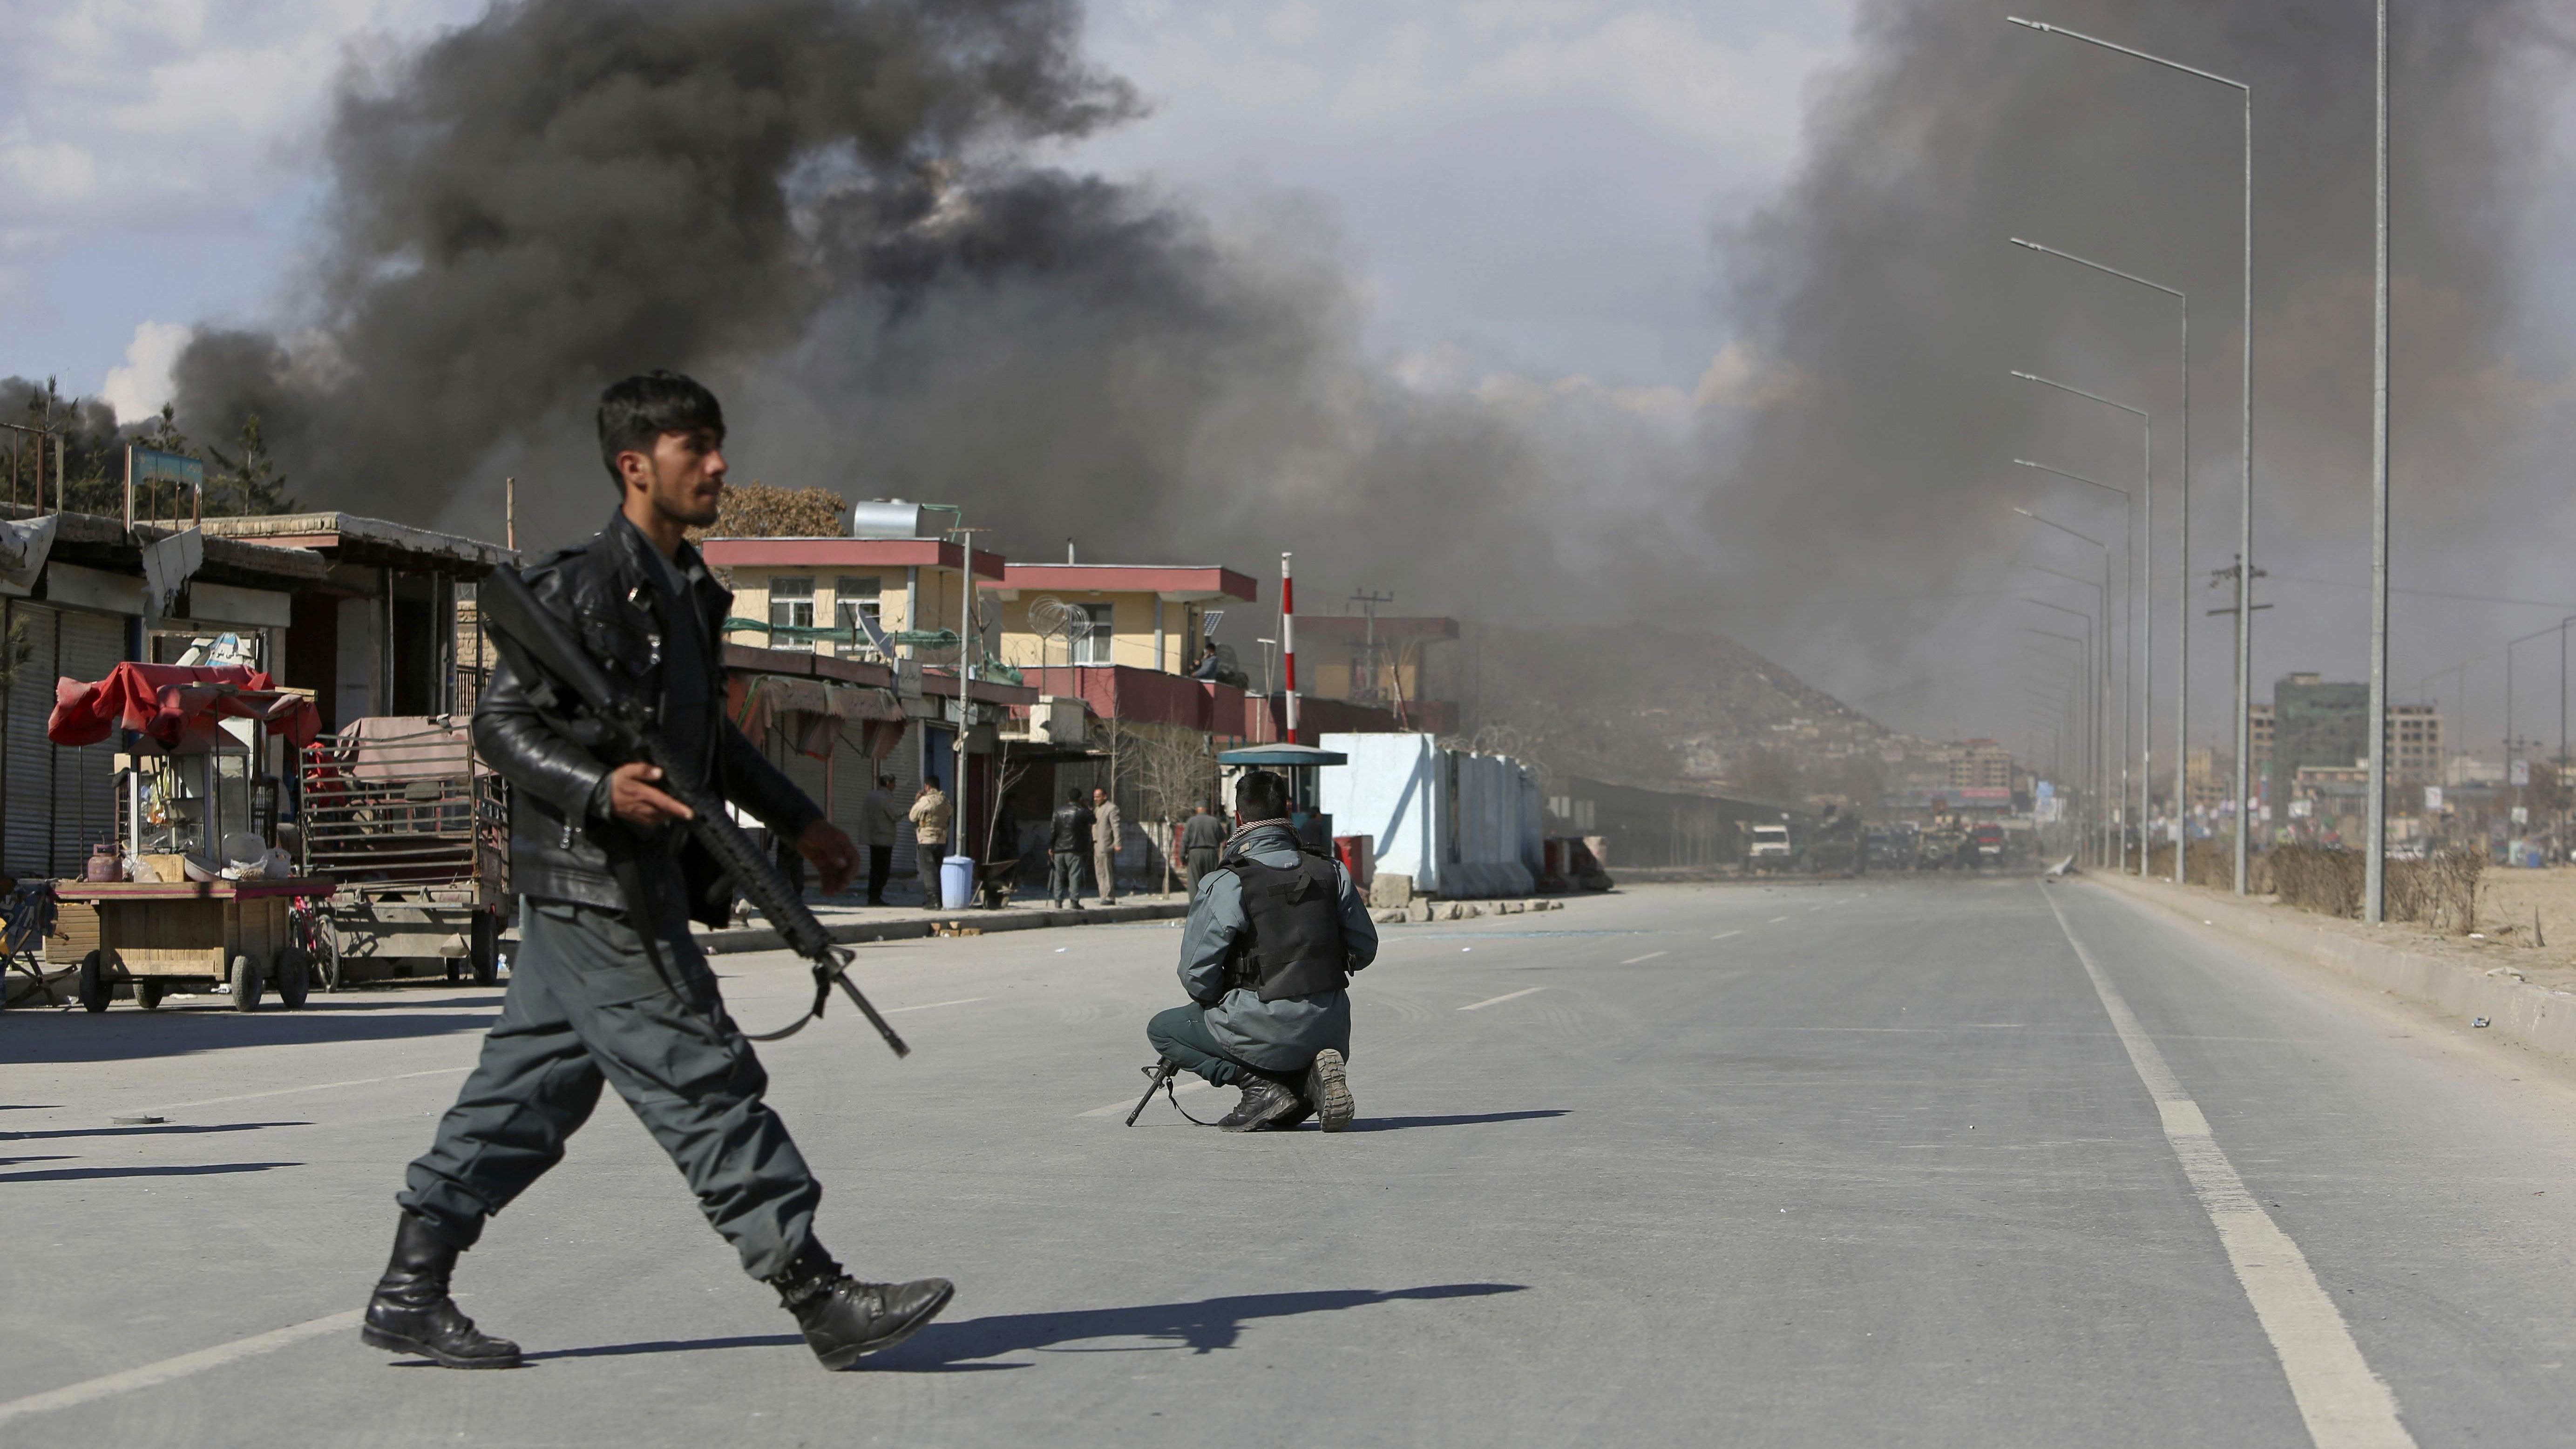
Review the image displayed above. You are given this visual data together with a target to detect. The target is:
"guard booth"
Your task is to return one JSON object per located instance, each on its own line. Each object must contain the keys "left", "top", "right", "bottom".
{"left": 1216, "top": 743, "right": 1344, "bottom": 852}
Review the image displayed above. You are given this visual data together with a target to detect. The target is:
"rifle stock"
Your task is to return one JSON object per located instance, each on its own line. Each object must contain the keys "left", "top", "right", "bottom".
{"left": 477, "top": 565, "right": 908, "bottom": 1057}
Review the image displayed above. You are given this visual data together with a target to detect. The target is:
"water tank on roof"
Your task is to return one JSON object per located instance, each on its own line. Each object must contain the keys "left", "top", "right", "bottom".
{"left": 851, "top": 499, "right": 940, "bottom": 539}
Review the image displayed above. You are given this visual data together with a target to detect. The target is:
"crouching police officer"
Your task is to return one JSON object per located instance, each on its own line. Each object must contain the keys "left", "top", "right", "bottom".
{"left": 1145, "top": 769, "right": 1378, "bottom": 1131}
{"left": 361, "top": 372, "right": 951, "bottom": 1372}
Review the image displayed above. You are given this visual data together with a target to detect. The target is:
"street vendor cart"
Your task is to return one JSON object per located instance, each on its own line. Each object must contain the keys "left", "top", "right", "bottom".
{"left": 54, "top": 878, "right": 334, "bottom": 1011}
{"left": 44, "top": 661, "right": 331, "bottom": 1012}
{"left": 297, "top": 717, "right": 508, "bottom": 988}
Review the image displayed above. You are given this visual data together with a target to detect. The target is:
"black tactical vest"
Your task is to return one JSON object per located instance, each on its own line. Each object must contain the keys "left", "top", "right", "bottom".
{"left": 1225, "top": 849, "right": 1349, "bottom": 1002}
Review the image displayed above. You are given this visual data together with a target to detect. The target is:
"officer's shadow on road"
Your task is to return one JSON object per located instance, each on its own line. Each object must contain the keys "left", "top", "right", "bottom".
{"left": 875, "top": 1284, "right": 1530, "bottom": 1371}
{"left": 0, "top": 998, "right": 502, "bottom": 1065}
{"left": 530, "top": 1284, "right": 1529, "bottom": 1373}
{"left": 1323, "top": 1110, "right": 1565, "bottom": 1133}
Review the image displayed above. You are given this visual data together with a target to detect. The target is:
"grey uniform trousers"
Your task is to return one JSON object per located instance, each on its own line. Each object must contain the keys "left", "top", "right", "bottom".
{"left": 398, "top": 898, "right": 820, "bottom": 1281}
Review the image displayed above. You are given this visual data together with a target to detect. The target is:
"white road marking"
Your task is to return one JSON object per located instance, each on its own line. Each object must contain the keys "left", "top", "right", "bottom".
{"left": 152, "top": 1067, "right": 471, "bottom": 1114}
{"left": 1458, "top": 987, "right": 1545, "bottom": 1012}
{"left": 1079, "top": 1078, "right": 1217, "bottom": 1118}
{"left": 2045, "top": 889, "right": 2415, "bottom": 1449}
{"left": 883, "top": 996, "right": 985, "bottom": 1014}
{"left": 1710, "top": 931, "right": 1743, "bottom": 941}
{"left": 1618, "top": 951, "right": 1668, "bottom": 965}
{"left": 1767, "top": 915, "right": 1789, "bottom": 923}
{"left": 0, "top": 1309, "right": 361, "bottom": 1427}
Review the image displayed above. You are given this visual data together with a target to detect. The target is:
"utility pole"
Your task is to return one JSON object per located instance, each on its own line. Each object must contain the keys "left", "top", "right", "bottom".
{"left": 953, "top": 525, "right": 991, "bottom": 863}
{"left": 2209, "top": 556, "right": 2271, "bottom": 860}
{"left": 1349, "top": 589, "right": 1396, "bottom": 704}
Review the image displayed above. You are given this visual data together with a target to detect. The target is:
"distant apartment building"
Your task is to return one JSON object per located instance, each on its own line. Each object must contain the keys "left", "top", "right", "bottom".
{"left": 2271, "top": 673, "right": 2364, "bottom": 781}
{"left": 1946, "top": 739, "right": 2015, "bottom": 791}
{"left": 2186, "top": 745, "right": 2237, "bottom": 812}
{"left": 1292, "top": 613, "right": 1463, "bottom": 734}
{"left": 2388, "top": 703, "right": 2441, "bottom": 784}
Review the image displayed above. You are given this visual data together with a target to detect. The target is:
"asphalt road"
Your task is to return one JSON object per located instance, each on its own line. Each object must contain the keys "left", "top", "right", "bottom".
{"left": 7, "top": 877, "right": 2576, "bottom": 1446}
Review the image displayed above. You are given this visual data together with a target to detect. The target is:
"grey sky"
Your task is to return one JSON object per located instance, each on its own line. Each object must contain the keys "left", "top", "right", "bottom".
{"left": 1, "top": 1, "right": 1851, "bottom": 412}
{"left": 10, "top": 0, "right": 2576, "bottom": 767}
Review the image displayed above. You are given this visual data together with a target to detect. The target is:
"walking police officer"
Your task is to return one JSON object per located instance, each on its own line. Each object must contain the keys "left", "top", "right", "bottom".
{"left": 362, "top": 372, "right": 952, "bottom": 1372}
{"left": 1145, "top": 769, "right": 1377, "bottom": 1131}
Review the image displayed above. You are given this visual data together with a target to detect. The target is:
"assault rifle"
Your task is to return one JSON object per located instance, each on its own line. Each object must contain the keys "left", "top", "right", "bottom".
{"left": 1125, "top": 1059, "right": 1181, "bottom": 1126}
{"left": 476, "top": 564, "right": 908, "bottom": 1057}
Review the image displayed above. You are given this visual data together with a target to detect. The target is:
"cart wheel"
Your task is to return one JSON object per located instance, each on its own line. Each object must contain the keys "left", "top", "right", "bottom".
{"left": 77, "top": 951, "right": 111, "bottom": 1013}
{"left": 136, "top": 981, "right": 165, "bottom": 1010}
{"left": 230, "top": 954, "right": 265, "bottom": 1013}
{"left": 318, "top": 919, "right": 343, "bottom": 992}
{"left": 273, "top": 948, "right": 311, "bottom": 1011}
{"left": 469, "top": 912, "right": 499, "bottom": 987}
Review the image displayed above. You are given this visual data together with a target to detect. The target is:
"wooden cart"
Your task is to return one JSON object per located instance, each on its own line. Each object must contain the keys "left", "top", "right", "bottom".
{"left": 53, "top": 879, "right": 336, "bottom": 1013}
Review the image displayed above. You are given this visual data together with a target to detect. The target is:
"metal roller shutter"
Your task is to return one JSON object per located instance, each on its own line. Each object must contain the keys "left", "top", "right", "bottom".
{"left": 54, "top": 610, "right": 126, "bottom": 873}
{"left": 2, "top": 602, "right": 62, "bottom": 880}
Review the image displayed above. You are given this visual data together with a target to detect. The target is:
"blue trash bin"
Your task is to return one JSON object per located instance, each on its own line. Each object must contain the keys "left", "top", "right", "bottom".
{"left": 940, "top": 854, "right": 976, "bottom": 911}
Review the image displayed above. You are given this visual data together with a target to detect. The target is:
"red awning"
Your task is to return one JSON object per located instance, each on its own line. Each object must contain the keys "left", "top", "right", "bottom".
{"left": 48, "top": 662, "right": 323, "bottom": 751}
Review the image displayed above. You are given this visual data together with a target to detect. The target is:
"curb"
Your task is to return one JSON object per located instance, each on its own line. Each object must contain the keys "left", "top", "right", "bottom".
{"left": 691, "top": 901, "right": 1191, "bottom": 955}
{"left": 2087, "top": 871, "right": 2576, "bottom": 1061}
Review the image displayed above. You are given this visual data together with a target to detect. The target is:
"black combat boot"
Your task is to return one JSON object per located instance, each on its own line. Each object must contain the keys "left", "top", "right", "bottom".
{"left": 1306, "top": 1048, "right": 1355, "bottom": 1132}
{"left": 1217, "top": 1075, "right": 1302, "bottom": 1132}
{"left": 360, "top": 1213, "right": 522, "bottom": 1369}
{"left": 768, "top": 1242, "right": 955, "bottom": 1370}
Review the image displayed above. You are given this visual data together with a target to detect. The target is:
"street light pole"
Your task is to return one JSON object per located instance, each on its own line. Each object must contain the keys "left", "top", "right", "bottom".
{"left": 2027, "top": 624, "right": 2096, "bottom": 860}
{"left": 2020, "top": 506, "right": 2115, "bottom": 865}
{"left": 2014, "top": 451, "right": 2139, "bottom": 872}
{"left": 2007, "top": 16, "right": 2256, "bottom": 896}
{"left": 2008, "top": 243, "right": 2188, "bottom": 884}
{"left": 2030, "top": 576, "right": 2110, "bottom": 866}
{"left": 2027, "top": 579, "right": 2107, "bottom": 866}
{"left": 2366, "top": 0, "right": 2393, "bottom": 922}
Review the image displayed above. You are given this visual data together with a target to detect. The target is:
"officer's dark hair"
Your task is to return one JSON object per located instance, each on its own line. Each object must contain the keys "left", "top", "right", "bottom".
{"left": 1066, "top": 788, "right": 1084, "bottom": 804}
{"left": 1234, "top": 770, "right": 1289, "bottom": 820}
{"left": 597, "top": 371, "right": 725, "bottom": 486}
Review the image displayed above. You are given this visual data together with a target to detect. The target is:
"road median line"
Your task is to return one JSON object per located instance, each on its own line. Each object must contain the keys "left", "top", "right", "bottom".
{"left": 0, "top": 1310, "right": 361, "bottom": 1427}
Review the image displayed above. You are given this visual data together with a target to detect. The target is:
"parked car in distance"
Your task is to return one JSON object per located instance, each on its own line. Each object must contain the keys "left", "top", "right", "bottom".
{"left": 1747, "top": 822, "right": 1796, "bottom": 872}
{"left": 1970, "top": 823, "right": 2007, "bottom": 864}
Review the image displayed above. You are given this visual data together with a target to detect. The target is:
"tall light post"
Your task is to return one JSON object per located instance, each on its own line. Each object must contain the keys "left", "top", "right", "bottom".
{"left": 2009, "top": 15, "right": 2257, "bottom": 896}
{"left": 2026, "top": 601, "right": 2102, "bottom": 864}
{"left": 2015, "top": 454, "right": 2137, "bottom": 872}
{"left": 2366, "top": 0, "right": 2393, "bottom": 920}
{"left": 2019, "top": 505, "right": 2115, "bottom": 865}
{"left": 2027, "top": 624, "right": 2095, "bottom": 861}
{"left": 2012, "top": 239, "right": 2190, "bottom": 886}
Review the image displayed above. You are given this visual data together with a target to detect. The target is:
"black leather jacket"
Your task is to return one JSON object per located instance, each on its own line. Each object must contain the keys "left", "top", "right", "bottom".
{"left": 475, "top": 512, "right": 820, "bottom": 930}
{"left": 1049, "top": 802, "right": 1092, "bottom": 854}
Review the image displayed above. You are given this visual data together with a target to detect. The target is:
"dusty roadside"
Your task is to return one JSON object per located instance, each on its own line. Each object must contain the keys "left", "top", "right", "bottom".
{"left": 2089, "top": 868, "right": 2576, "bottom": 1062}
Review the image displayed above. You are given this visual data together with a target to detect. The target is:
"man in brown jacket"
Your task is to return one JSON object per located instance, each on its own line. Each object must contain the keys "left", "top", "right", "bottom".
{"left": 910, "top": 779, "right": 952, "bottom": 909}
{"left": 1091, "top": 785, "right": 1121, "bottom": 905}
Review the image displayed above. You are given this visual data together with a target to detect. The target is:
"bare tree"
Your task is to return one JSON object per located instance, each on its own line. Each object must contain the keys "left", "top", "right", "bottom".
{"left": 1091, "top": 716, "right": 1213, "bottom": 894}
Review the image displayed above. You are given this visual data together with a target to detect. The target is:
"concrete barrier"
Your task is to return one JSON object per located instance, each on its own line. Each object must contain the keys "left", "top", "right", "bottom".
{"left": 2089, "top": 872, "right": 2576, "bottom": 1062}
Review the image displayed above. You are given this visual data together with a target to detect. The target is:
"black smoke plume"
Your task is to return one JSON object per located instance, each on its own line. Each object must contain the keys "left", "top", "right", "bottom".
{"left": 1705, "top": 0, "right": 2576, "bottom": 747}
{"left": 172, "top": 0, "right": 1687, "bottom": 629}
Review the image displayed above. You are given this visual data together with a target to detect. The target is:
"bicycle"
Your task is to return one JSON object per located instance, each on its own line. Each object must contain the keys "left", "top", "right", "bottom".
{"left": 1, "top": 880, "right": 62, "bottom": 1009}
